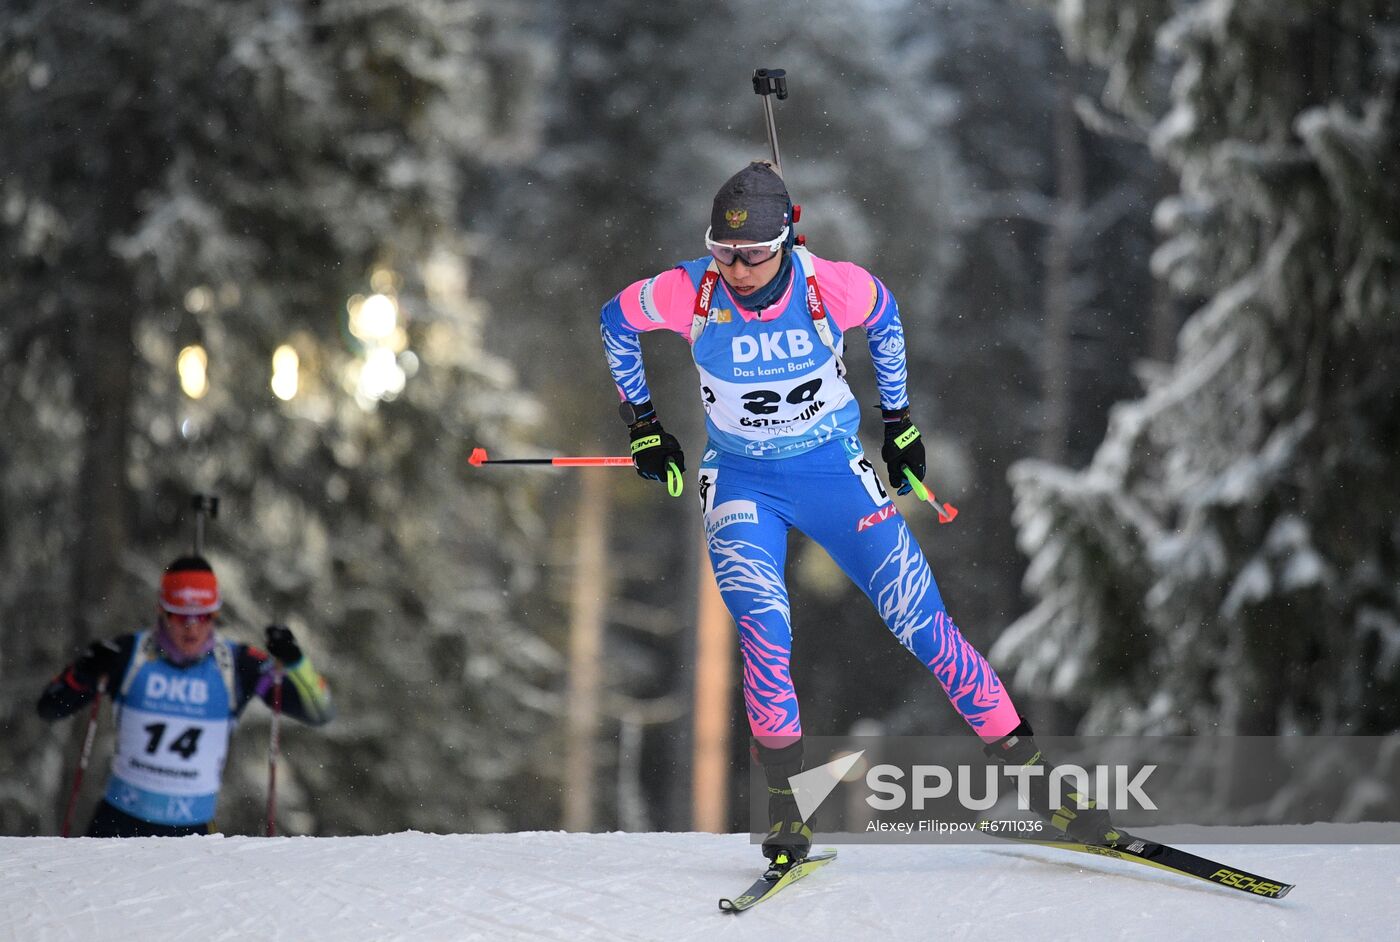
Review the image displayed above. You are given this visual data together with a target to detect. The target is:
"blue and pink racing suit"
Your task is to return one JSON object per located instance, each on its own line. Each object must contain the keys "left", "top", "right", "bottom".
{"left": 600, "top": 251, "right": 1021, "bottom": 747}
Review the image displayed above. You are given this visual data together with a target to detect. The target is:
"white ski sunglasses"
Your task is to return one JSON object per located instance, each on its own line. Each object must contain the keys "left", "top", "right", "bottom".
{"left": 704, "top": 226, "right": 790, "bottom": 266}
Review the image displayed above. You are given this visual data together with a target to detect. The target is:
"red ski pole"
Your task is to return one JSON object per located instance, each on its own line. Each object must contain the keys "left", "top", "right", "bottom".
{"left": 468, "top": 446, "right": 632, "bottom": 468}
{"left": 903, "top": 469, "right": 959, "bottom": 524}
{"left": 469, "top": 447, "right": 683, "bottom": 497}
{"left": 265, "top": 666, "right": 283, "bottom": 837}
{"left": 61, "top": 676, "right": 106, "bottom": 838}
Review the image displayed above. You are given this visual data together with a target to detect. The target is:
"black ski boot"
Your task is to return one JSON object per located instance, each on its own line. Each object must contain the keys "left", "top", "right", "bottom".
{"left": 984, "top": 718, "right": 1120, "bottom": 846}
{"left": 754, "top": 738, "right": 813, "bottom": 871}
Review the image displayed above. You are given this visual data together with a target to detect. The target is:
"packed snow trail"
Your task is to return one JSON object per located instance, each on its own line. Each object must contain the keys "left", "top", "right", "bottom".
{"left": 1, "top": 828, "right": 1393, "bottom": 941}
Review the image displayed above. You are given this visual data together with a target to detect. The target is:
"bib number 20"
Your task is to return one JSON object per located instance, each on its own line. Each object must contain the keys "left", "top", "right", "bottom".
{"left": 740, "top": 378, "right": 822, "bottom": 416}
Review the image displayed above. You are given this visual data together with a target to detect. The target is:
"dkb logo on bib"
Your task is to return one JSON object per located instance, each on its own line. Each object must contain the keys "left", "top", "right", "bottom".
{"left": 145, "top": 674, "right": 210, "bottom": 705}
{"left": 732, "top": 329, "right": 814, "bottom": 363}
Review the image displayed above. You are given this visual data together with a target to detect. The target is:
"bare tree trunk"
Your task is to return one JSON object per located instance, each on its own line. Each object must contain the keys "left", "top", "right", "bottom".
{"left": 1026, "top": 62, "right": 1089, "bottom": 737}
{"left": 563, "top": 468, "right": 609, "bottom": 831}
{"left": 71, "top": 285, "right": 136, "bottom": 639}
{"left": 56, "top": 265, "right": 137, "bottom": 828}
{"left": 1038, "top": 69, "right": 1086, "bottom": 465}
{"left": 691, "top": 542, "right": 732, "bottom": 831}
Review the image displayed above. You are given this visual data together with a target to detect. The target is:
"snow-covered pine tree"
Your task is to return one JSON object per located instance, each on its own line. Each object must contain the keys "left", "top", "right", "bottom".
{"left": 0, "top": 0, "right": 559, "bottom": 835}
{"left": 1000, "top": 1, "right": 1400, "bottom": 744}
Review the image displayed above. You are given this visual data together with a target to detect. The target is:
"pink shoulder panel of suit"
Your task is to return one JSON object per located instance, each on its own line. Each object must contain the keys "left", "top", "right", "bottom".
{"left": 614, "top": 255, "right": 886, "bottom": 335}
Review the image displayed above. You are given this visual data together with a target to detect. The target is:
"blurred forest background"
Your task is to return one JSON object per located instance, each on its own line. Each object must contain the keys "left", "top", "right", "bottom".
{"left": 2, "top": 0, "right": 1396, "bottom": 837}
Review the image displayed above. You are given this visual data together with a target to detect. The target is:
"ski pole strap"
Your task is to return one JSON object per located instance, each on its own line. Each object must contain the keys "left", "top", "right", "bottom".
{"left": 629, "top": 439, "right": 684, "bottom": 498}
{"left": 903, "top": 469, "right": 930, "bottom": 503}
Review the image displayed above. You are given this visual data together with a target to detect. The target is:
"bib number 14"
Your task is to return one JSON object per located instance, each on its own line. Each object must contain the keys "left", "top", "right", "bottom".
{"left": 143, "top": 722, "right": 203, "bottom": 760}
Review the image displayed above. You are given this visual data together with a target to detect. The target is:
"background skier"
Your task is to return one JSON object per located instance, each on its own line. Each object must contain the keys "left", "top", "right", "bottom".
{"left": 38, "top": 555, "right": 334, "bottom": 838}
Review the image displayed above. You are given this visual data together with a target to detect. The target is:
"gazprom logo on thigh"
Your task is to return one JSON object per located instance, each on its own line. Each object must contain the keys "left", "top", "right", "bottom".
{"left": 706, "top": 500, "right": 759, "bottom": 537}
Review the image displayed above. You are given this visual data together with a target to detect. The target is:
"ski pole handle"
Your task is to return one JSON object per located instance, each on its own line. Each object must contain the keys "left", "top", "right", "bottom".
{"left": 903, "top": 469, "right": 958, "bottom": 524}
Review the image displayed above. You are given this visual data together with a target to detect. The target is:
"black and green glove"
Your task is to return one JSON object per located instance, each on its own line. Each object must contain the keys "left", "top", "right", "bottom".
{"left": 624, "top": 401, "right": 686, "bottom": 485}
{"left": 880, "top": 407, "right": 926, "bottom": 495}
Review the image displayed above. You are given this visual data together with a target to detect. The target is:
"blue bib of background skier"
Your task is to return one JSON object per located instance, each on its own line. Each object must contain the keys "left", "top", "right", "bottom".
{"left": 105, "top": 632, "right": 235, "bottom": 825}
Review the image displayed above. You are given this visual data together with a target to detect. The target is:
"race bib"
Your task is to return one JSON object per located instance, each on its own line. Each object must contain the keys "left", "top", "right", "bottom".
{"left": 111, "top": 703, "right": 230, "bottom": 798}
{"left": 697, "top": 356, "right": 851, "bottom": 443}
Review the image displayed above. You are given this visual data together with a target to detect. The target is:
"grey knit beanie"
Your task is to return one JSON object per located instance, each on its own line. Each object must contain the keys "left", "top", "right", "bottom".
{"left": 709, "top": 162, "right": 791, "bottom": 242}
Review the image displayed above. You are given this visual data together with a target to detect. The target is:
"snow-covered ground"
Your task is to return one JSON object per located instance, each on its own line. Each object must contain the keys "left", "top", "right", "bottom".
{"left": 2, "top": 827, "right": 1393, "bottom": 941}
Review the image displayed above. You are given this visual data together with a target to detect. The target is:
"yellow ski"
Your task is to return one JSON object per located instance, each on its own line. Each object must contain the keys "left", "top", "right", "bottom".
{"left": 719, "top": 850, "right": 838, "bottom": 913}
